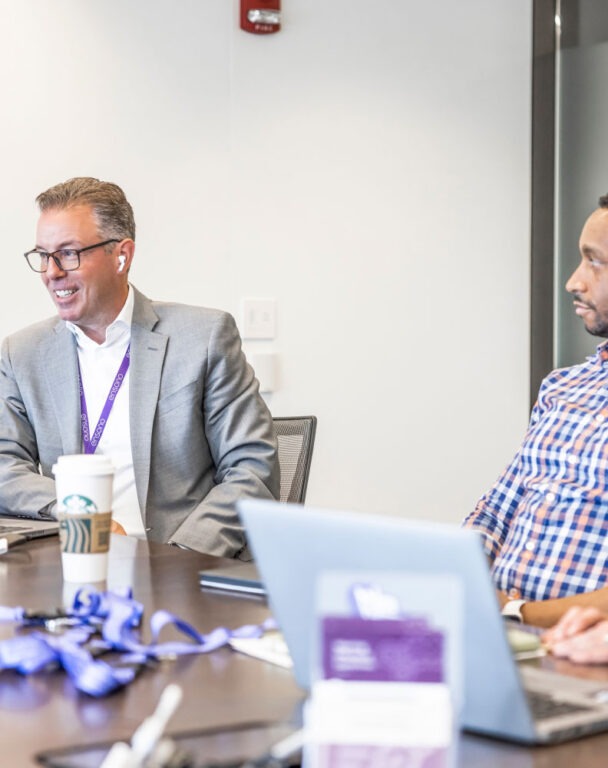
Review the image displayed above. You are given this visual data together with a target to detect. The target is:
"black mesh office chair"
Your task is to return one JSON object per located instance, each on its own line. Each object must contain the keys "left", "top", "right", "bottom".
{"left": 273, "top": 416, "right": 317, "bottom": 503}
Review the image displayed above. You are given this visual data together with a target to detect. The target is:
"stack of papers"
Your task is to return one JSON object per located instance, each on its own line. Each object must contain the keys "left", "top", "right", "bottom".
{"left": 229, "top": 630, "right": 294, "bottom": 669}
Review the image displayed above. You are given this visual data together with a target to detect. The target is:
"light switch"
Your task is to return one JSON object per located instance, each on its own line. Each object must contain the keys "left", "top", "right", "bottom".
{"left": 242, "top": 298, "right": 276, "bottom": 339}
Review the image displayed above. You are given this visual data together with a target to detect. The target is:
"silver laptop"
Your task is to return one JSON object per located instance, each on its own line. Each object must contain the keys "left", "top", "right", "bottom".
{"left": 238, "top": 499, "right": 608, "bottom": 744}
{"left": 0, "top": 516, "right": 59, "bottom": 546}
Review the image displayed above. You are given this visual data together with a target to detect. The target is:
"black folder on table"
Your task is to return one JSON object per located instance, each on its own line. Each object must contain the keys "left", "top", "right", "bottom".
{"left": 198, "top": 561, "right": 266, "bottom": 597}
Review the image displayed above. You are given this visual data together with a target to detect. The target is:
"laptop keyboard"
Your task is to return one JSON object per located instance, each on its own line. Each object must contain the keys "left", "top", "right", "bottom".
{"left": 528, "top": 690, "right": 592, "bottom": 719}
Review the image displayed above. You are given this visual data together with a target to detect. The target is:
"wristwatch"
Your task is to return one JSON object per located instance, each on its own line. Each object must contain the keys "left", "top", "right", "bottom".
{"left": 501, "top": 599, "right": 527, "bottom": 623}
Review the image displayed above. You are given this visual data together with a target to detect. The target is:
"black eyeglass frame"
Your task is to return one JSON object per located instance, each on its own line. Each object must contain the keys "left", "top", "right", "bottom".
{"left": 23, "top": 239, "right": 120, "bottom": 273}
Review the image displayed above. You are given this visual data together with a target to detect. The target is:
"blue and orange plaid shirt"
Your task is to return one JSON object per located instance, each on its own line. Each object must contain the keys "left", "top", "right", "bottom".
{"left": 463, "top": 342, "right": 608, "bottom": 602}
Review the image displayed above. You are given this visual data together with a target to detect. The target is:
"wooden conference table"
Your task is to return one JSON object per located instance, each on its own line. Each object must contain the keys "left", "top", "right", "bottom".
{"left": 2, "top": 535, "right": 608, "bottom": 766}
{"left": 0, "top": 535, "right": 303, "bottom": 766}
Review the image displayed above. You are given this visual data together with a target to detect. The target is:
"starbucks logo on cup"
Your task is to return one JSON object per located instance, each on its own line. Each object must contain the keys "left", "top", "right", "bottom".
{"left": 62, "top": 494, "right": 98, "bottom": 514}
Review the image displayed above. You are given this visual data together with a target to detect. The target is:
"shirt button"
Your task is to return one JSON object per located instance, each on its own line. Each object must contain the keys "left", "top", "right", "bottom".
{"left": 508, "top": 588, "right": 521, "bottom": 599}
{"left": 525, "top": 540, "right": 535, "bottom": 552}
{"left": 568, "top": 455, "right": 577, "bottom": 465}
{"left": 596, "top": 414, "right": 605, "bottom": 424}
{"left": 545, "top": 492, "right": 556, "bottom": 503}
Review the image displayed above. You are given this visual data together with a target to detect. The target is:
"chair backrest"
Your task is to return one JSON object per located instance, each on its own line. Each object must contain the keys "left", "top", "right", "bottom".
{"left": 273, "top": 416, "right": 317, "bottom": 503}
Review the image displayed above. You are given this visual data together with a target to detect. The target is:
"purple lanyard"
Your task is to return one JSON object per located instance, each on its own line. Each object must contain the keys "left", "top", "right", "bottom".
{"left": 78, "top": 345, "right": 131, "bottom": 454}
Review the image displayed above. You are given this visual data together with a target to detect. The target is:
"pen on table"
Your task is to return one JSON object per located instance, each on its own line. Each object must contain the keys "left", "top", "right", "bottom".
{"left": 205, "top": 728, "right": 306, "bottom": 768}
{"left": 99, "top": 683, "right": 183, "bottom": 768}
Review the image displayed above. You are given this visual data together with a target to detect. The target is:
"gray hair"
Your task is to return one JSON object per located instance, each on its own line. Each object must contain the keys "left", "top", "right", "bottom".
{"left": 36, "top": 177, "right": 135, "bottom": 241}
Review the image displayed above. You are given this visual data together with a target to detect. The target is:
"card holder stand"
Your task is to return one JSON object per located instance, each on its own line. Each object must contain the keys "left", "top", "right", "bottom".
{"left": 303, "top": 572, "right": 463, "bottom": 768}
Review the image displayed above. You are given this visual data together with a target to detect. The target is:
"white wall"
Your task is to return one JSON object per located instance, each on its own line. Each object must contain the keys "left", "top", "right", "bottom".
{"left": 0, "top": 0, "right": 531, "bottom": 523}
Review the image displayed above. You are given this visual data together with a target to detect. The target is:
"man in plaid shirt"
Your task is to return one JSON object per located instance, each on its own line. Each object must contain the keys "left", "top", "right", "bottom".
{"left": 464, "top": 194, "right": 608, "bottom": 628}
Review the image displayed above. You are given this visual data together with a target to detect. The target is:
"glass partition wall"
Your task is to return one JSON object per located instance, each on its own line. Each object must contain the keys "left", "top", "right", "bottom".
{"left": 554, "top": 1, "right": 608, "bottom": 368}
{"left": 532, "top": 0, "right": 608, "bottom": 405}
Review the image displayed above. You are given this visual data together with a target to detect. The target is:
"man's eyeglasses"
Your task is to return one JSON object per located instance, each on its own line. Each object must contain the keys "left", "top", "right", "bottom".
{"left": 24, "top": 239, "right": 120, "bottom": 273}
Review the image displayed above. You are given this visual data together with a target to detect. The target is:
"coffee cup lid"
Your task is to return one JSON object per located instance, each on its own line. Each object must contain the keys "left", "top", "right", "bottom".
{"left": 52, "top": 454, "right": 114, "bottom": 476}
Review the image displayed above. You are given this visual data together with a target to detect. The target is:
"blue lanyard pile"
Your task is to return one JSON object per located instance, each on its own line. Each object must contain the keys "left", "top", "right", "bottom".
{"left": 0, "top": 588, "right": 275, "bottom": 697}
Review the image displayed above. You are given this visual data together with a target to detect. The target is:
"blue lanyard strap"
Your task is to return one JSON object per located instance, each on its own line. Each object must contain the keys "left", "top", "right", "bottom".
{"left": 0, "top": 587, "right": 276, "bottom": 696}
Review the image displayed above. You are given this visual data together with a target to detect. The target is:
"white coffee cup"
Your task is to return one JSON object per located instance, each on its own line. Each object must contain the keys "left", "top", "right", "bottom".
{"left": 52, "top": 454, "right": 114, "bottom": 583}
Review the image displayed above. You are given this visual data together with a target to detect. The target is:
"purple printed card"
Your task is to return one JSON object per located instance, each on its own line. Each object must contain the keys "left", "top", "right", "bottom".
{"left": 322, "top": 615, "right": 444, "bottom": 683}
{"left": 317, "top": 744, "right": 450, "bottom": 768}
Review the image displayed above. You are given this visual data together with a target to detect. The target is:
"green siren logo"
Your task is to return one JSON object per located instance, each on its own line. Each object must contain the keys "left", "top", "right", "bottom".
{"left": 62, "top": 494, "right": 98, "bottom": 514}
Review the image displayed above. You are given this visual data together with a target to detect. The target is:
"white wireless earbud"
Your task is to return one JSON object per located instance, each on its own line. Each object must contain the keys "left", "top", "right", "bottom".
{"left": 118, "top": 255, "right": 126, "bottom": 272}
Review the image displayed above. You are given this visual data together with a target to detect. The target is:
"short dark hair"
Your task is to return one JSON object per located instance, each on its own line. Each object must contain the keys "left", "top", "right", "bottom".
{"left": 36, "top": 177, "right": 135, "bottom": 241}
{"left": 599, "top": 194, "right": 608, "bottom": 209}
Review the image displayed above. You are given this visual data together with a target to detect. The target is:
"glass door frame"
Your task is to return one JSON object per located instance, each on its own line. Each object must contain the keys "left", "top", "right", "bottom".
{"left": 530, "top": 0, "right": 558, "bottom": 408}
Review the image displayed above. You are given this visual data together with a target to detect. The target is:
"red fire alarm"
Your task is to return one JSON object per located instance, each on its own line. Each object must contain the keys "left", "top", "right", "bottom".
{"left": 240, "top": 0, "right": 281, "bottom": 34}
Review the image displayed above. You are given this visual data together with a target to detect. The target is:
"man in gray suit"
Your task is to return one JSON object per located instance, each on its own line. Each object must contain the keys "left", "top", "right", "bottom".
{"left": 0, "top": 177, "right": 279, "bottom": 558}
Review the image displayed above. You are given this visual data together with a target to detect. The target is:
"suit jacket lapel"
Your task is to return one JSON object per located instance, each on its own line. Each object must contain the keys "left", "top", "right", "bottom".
{"left": 129, "top": 288, "right": 168, "bottom": 515}
{"left": 42, "top": 322, "right": 81, "bottom": 455}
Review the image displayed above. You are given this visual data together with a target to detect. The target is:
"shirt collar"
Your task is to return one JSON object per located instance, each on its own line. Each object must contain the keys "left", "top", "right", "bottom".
{"left": 67, "top": 284, "right": 134, "bottom": 349}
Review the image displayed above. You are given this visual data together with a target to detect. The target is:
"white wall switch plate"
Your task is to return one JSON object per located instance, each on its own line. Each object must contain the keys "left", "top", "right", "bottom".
{"left": 242, "top": 298, "right": 277, "bottom": 339}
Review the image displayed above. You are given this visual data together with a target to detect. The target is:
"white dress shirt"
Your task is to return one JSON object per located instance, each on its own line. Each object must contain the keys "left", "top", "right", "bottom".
{"left": 66, "top": 286, "right": 145, "bottom": 537}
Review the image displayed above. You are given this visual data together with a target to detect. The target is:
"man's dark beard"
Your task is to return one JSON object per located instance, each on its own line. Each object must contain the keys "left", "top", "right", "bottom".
{"left": 571, "top": 293, "right": 608, "bottom": 338}
{"left": 584, "top": 314, "right": 608, "bottom": 338}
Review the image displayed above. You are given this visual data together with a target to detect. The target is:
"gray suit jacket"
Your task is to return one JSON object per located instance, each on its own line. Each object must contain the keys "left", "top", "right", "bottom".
{"left": 0, "top": 287, "right": 279, "bottom": 557}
